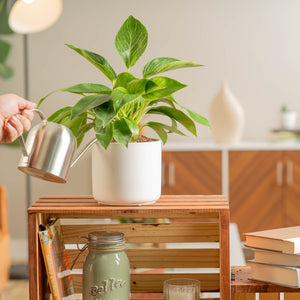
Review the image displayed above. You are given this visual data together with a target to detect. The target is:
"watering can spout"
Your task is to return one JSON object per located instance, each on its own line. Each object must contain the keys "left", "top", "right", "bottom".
{"left": 70, "top": 138, "right": 97, "bottom": 168}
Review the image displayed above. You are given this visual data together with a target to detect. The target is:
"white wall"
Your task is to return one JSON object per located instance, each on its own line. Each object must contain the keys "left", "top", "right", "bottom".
{"left": 1, "top": 0, "right": 300, "bottom": 241}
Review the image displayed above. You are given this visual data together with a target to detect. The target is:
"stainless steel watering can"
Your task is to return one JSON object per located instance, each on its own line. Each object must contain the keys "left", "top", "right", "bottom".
{"left": 18, "top": 109, "right": 96, "bottom": 183}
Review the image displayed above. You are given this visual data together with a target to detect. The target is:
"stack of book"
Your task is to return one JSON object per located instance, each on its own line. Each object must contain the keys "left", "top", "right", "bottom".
{"left": 268, "top": 129, "right": 300, "bottom": 142}
{"left": 245, "top": 226, "right": 300, "bottom": 288}
{"left": 39, "top": 218, "right": 76, "bottom": 300}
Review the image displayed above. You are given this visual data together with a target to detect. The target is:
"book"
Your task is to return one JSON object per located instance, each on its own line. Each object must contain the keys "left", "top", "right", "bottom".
{"left": 250, "top": 261, "right": 300, "bottom": 288}
{"left": 268, "top": 128, "right": 300, "bottom": 142}
{"left": 254, "top": 249, "right": 300, "bottom": 267}
{"left": 244, "top": 226, "right": 300, "bottom": 254}
{"left": 39, "top": 218, "right": 76, "bottom": 300}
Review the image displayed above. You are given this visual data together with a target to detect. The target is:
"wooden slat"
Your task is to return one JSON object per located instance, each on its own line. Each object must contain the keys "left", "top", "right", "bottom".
{"left": 62, "top": 222, "right": 220, "bottom": 244}
{"left": 29, "top": 195, "right": 229, "bottom": 215}
{"left": 71, "top": 273, "right": 220, "bottom": 293}
{"left": 40, "top": 211, "right": 221, "bottom": 219}
{"left": 67, "top": 248, "right": 220, "bottom": 269}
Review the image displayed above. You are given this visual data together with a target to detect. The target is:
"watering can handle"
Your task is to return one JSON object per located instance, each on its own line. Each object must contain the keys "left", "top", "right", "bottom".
{"left": 18, "top": 109, "right": 47, "bottom": 157}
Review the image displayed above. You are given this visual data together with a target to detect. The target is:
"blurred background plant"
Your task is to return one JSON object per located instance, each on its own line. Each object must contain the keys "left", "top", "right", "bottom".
{"left": 0, "top": 0, "right": 14, "bottom": 80}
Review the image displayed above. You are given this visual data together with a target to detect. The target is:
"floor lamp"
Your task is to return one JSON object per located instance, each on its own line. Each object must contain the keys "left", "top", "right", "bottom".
{"left": 9, "top": 0, "right": 63, "bottom": 207}
{"left": 8, "top": 0, "right": 63, "bottom": 278}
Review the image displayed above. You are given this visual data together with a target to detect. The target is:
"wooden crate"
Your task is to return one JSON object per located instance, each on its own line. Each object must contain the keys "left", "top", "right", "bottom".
{"left": 231, "top": 266, "right": 300, "bottom": 300}
{"left": 28, "top": 195, "right": 230, "bottom": 300}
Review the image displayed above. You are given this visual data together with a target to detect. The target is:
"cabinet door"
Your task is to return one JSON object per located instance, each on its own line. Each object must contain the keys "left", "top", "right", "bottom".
{"left": 284, "top": 151, "right": 300, "bottom": 227}
{"left": 162, "top": 151, "right": 222, "bottom": 195}
{"left": 229, "top": 151, "right": 284, "bottom": 239}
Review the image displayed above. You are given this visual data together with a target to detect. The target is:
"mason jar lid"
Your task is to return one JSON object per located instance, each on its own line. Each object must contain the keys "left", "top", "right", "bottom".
{"left": 88, "top": 231, "right": 125, "bottom": 245}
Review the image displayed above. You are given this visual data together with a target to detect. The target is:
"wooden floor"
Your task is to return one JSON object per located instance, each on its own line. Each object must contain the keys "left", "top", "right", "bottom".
{"left": 1, "top": 280, "right": 29, "bottom": 300}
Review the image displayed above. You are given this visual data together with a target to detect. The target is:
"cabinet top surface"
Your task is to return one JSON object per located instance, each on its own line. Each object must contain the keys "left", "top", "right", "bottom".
{"left": 163, "top": 139, "right": 300, "bottom": 151}
{"left": 28, "top": 195, "right": 229, "bottom": 215}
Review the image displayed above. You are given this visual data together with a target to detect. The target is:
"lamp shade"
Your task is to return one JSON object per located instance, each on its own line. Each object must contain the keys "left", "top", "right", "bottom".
{"left": 8, "top": 0, "right": 63, "bottom": 34}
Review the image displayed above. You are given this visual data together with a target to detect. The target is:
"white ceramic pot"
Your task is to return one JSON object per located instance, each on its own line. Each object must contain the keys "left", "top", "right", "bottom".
{"left": 280, "top": 111, "right": 298, "bottom": 130}
{"left": 92, "top": 140, "right": 162, "bottom": 205}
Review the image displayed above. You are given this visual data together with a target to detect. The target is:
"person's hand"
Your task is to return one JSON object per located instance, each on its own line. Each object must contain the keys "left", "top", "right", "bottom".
{"left": 0, "top": 93, "right": 37, "bottom": 143}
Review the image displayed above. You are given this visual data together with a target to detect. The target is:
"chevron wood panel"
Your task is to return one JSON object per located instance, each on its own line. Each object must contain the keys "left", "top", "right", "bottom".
{"left": 162, "top": 151, "right": 222, "bottom": 195}
{"left": 229, "top": 151, "right": 284, "bottom": 239}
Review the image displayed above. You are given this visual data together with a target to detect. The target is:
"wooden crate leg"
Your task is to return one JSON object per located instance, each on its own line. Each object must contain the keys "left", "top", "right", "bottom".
{"left": 28, "top": 213, "right": 50, "bottom": 300}
{"left": 28, "top": 213, "right": 39, "bottom": 300}
{"left": 220, "top": 210, "right": 230, "bottom": 300}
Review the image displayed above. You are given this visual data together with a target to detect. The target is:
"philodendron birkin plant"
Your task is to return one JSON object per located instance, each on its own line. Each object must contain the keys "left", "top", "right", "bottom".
{"left": 38, "top": 15, "right": 210, "bottom": 149}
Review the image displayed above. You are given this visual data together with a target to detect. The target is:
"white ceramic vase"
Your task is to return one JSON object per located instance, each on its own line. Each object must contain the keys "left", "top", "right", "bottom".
{"left": 92, "top": 140, "right": 162, "bottom": 206}
{"left": 209, "top": 81, "right": 245, "bottom": 144}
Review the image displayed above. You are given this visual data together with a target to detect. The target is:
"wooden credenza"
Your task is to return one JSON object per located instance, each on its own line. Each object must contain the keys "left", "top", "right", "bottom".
{"left": 162, "top": 151, "right": 222, "bottom": 195}
{"left": 162, "top": 142, "right": 300, "bottom": 240}
{"left": 229, "top": 150, "right": 300, "bottom": 237}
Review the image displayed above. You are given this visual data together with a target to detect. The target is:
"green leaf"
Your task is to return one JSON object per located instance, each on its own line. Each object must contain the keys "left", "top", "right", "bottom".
{"left": 0, "top": 0, "right": 13, "bottom": 35}
{"left": 143, "top": 57, "right": 203, "bottom": 78}
{"left": 144, "top": 121, "right": 185, "bottom": 136}
{"left": 0, "top": 40, "right": 11, "bottom": 63}
{"left": 37, "top": 89, "right": 60, "bottom": 108}
{"left": 144, "top": 77, "right": 187, "bottom": 100}
{"left": 65, "top": 44, "right": 117, "bottom": 83}
{"left": 124, "top": 117, "right": 139, "bottom": 138}
{"left": 147, "top": 106, "right": 197, "bottom": 136}
{"left": 113, "top": 119, "right": 132, "bottom": 147}
{"left": 96, "top": 122, "right": 113, "bottom": 150}
{"left": 111, "top": 87, "right": 141, "bottom": 111}
{"left": 168, "top": 96, "right": 211, "bottom": 128}
{"left": 95, "top": 117, "right": 103, "bottom": 129}
{"left": 0, "top": 62, "right": 13, "bottom": 79}
{"left": 114, "top": 72, "right": 136, "bottom": 88}
{"left": 127, "top": 78, "right": 149, "bottom": 94}
{"left": 48, "top": 106, "right": 72, "bottom": 122}
{"left": 144, "top": 122, "right": 168, "bottom": 144}
{"left": 93, "top": 100, "right": 116, "bottom": 126}
{"left": 62, "top": 83, "right": 111, "bottom": 94}
{"left": 61, "top": 113, "right": 88, "bottom": 147}
{"left": 149, "top": 97, "right": 176, "bottom": 108}
{"left": 185, "top": 108, "right": 211, "bottom": 128}
{"left": 71, "top": 94, "right": 111, "bottom": 119}
{"left": 76, "top": 122, "right": 94, "bottom": 139}
{"left": 115, "top": 15, "right": 148, "bottom": 69}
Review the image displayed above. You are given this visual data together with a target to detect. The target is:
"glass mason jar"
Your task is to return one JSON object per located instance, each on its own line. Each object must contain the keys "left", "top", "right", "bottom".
{"left": 82, "top": 231, "right": 130, "bottom": 300}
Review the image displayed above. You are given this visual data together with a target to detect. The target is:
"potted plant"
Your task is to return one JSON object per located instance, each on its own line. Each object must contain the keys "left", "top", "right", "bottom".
{"left": 280, "top": 105, "right": 298, "bottom": 130}
{"left": 38, "top": 15, "right": 210, "bottom": 205}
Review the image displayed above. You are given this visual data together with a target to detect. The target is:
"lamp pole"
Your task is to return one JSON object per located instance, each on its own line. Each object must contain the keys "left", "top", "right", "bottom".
{"left": 23, "top": 33, "right": 31, "bottom": 209}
